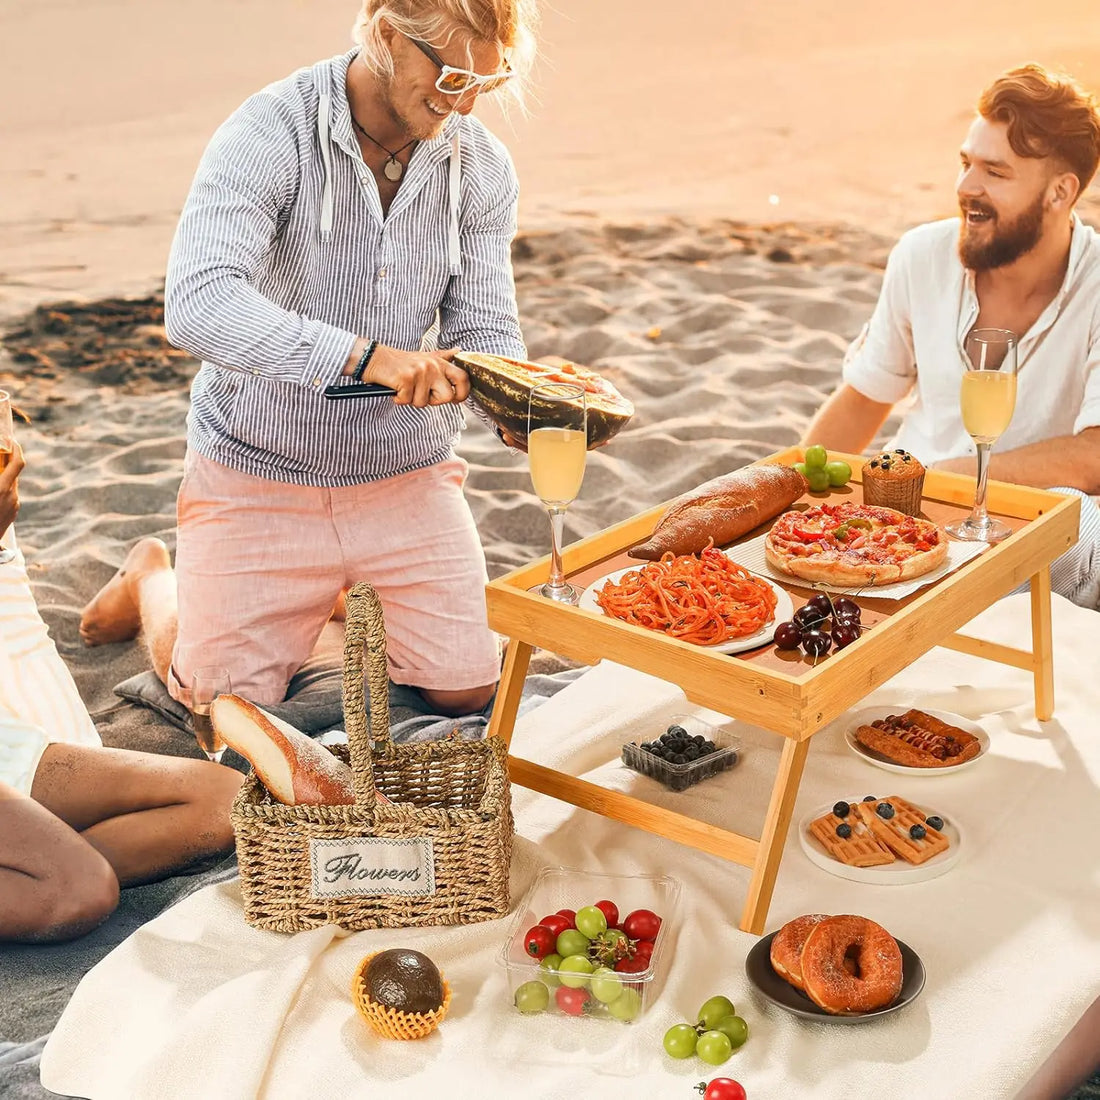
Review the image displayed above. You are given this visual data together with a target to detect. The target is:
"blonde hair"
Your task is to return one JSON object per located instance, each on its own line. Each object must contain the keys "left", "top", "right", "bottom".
{"left": 352, "top": 0, "right": 539, "bottom": 107}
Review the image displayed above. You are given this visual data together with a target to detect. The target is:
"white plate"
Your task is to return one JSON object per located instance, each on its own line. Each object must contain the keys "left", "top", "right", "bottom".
{"left": 578, "top": 555, "right": 793, "bottom": 655}
{"left": 843, "top": 706, "right": 990, "bottom": 776}
{"left": 799, "top": 799, "right": 962, "bottom": 885}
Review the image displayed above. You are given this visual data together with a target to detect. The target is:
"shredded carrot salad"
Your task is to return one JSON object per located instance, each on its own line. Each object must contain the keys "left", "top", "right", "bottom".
{"left": 595, "top": 546, "right": 778, "bottom": 645}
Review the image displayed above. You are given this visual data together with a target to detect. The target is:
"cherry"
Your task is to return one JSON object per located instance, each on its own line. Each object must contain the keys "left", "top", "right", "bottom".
{"left": 832, "top": 597, "right": 861, "bottom": 620}
{"left": 793, "top": 605, "right": 826, "bottom": 630}
{"left": 801, "top": 630, "right": 832, "bottom": 657}
{"left": 806, "top": 593, "right": 834, "bottom": 618}
{"left": 832, "top": 623, "right": 861, "bottom": 649}
{"left": 773, "top": 621, "right": 803, "bottom": 650}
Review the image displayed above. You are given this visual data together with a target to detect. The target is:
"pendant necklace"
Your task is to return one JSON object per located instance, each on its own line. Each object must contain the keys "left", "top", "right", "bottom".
{"left": 350, "top": 114, "right": 416, "bottom": 181}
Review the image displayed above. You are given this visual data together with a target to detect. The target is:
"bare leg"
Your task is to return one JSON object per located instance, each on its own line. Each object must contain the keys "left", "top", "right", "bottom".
{"left": 30, "top": 743, "right": 242, "bottom": 886}
{"left": 79, "top": 538, "right": 178, "bottom": 683}
{"left": 0, "top": 781, "right": 119, "bottom": 944}
{"left": 420, "top": 682, "right": 497, "bottom": 718}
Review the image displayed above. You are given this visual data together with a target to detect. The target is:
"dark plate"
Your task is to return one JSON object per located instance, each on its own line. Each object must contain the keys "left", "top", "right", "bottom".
{"left": 745, "top": 931, "right": 926, "bottom": 1023}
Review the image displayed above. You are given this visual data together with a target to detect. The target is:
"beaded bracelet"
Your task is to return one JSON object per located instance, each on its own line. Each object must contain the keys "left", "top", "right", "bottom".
{"left": 351, "top": 340, "right": 379, "bottom": 383}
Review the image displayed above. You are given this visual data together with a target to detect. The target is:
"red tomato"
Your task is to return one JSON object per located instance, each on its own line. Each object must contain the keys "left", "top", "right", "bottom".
{"left": 632, "top": 939, "right": 654, "bottom": 962}
{"left": 555, "top": 985, "right": 589, "bottom": 1016}
{"left": 555, "top": 909, "right": 577, "bottom": 929}
{"left": 621, "top": 908, "right": 662, "bottom": 942}
{"left": 524, "top": 924, "right": 557, "bottom": 959}
{"left": 700, "top": 1079, "right": 747, "bottom": 1100}
{"left": 613, "top": 955, "right": 649, "bottom": 975}
{"left": 594, "top": 899, "right": 620, "bottom": 929}
{"left": 539, "top": 914, "right": 571, "bottom": 938}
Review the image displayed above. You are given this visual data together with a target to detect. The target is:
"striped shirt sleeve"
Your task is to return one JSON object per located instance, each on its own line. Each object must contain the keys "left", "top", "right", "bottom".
{"left": 437, "top": 151, "right": 526, "bottom": 360}
{"left": 164, "top": 93, "right": 356, "bottom": 389}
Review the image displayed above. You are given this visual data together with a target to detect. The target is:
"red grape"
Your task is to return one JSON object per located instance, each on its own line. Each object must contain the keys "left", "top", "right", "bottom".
{"left": 555, "top": 985, "right": 589, "bottom": 1016}
{"left": 700, "top": 1080, "right": 748, "bottom": 1100}
{"left": 524, "top": 924, "right": 557, "bottom": 958}
{"left": 539, "top": 914, "right": 571, "bottom": 938}
{"left": 621, "top": 909, "right": 662, "bottom": 941}
{"left": 594, "top": 899, "right": 619, "bottom": 929}
{"left": 773, "top": 621, "right": 803, "bottom": 650}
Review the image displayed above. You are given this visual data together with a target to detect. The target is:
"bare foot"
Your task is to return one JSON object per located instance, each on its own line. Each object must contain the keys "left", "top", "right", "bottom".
{"left": 80, "top": 538, "right": 172, "bottom": 647}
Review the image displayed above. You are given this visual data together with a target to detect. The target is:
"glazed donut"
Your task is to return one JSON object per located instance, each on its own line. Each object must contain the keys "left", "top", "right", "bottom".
{"left": 800, "top": 915, "right": 903, "bottom": 1015}
{"left": 770, "top": 914, "right": 830, "bottom": 992}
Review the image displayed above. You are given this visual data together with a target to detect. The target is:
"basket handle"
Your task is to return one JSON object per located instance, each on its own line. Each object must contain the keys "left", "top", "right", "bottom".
{"left": 342, "top": 581, "right": 393, "bottom": 805}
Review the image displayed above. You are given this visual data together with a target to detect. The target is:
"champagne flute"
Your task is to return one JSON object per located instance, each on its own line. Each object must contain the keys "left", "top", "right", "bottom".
{"left": 0, "top": 392, "right": 17, "bottom": 565}
{"left": 191, "top": 666, "right": 231, "bottom": 762}
{"left": 528, "top": 381, "right": 587, "bottom": 603}
{"left": 946, "top": 328, "right": 1019, "bottom": 543}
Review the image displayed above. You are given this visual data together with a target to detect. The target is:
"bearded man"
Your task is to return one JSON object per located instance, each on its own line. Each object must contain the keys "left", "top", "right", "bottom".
{"left": 804, "top": 64, "right": 1100, "bottom": 609}
{"left": 81, "top": 0, "right": 539, "bottom": 714}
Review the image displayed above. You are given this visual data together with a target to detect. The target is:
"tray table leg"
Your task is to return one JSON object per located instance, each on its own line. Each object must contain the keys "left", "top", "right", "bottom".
{"left": 1030, "top": 565, "right": 1054, "bottom": 721}
{"left": 487, "top": 641, "right": 534, "bottom": 750}
{"left": 740, "top": 737, "right": 811, "bottom": 935}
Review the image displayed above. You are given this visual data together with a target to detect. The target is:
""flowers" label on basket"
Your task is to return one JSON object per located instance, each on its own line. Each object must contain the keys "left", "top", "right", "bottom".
{"left": 309, "top": 836, "right": 436, "bottom": 898}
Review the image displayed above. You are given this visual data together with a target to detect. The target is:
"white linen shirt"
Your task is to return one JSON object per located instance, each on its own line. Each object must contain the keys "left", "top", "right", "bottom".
{"left": 842, "top": 215, "right": 1100, "bottom": 467}
{"left": 165, "top": 50, "right": 525, "bottom": 488}
{"left": 0, "top": 544, "right": 100, "bottom": 795}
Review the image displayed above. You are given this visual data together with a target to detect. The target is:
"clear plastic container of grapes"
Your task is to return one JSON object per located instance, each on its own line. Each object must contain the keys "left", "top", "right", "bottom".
{"left": 621, "top": 713, "right": 741, "bottom": 792}
{"left": 499, "top": 866, "right": 682, "bottom": 1022}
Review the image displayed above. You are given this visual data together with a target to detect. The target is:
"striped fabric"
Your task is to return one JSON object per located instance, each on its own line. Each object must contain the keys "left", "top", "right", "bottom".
{"left": 165, "top": 48, "right": 526, "bottom": 488}
{"left": 0, "top": 545, "right": 100, "bottom": 795}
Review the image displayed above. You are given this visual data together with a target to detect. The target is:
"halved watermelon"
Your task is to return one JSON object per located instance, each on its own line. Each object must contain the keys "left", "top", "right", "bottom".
{"left": 455, "top": 352, "right": 634, "bottom": 449}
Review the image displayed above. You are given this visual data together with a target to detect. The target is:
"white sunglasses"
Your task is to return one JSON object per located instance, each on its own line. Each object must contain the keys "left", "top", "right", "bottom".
{"left": 407, "top": 36, "right": 514, "bottom": 94}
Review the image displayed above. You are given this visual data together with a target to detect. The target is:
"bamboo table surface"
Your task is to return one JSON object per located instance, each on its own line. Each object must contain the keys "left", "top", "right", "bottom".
{"left": 485, "top": 447, "right": 1081, "bottom": 933}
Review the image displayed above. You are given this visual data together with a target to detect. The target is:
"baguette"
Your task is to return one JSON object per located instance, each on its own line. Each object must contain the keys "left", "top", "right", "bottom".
{"left": 211, "top": 694, "right": 355, "bottom": 805}
{"left": 628, "top": 463, "right": 808, "bottom": 560}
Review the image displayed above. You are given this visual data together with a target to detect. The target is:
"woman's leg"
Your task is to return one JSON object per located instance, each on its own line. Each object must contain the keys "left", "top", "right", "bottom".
{"left": 30, "top": 744, "right": 243, "bottom": 886}
{"left": 0, "top": 781, "right": 119, "bottom": 944}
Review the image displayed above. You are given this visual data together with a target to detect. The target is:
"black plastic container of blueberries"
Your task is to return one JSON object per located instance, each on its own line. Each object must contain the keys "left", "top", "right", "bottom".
{"left": 621, "top": 714, "right": 741, "bottom": 792}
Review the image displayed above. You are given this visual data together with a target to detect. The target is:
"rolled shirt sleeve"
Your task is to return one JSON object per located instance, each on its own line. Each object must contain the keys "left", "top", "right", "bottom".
{"left": 841, "top": 235, "right": 918, "bottom": 405}
{"left": 1073, "top": 306, "right": 1100, "bottom": 434}
{"left": 164, "top": 94, "right": 356, "bottom": 390}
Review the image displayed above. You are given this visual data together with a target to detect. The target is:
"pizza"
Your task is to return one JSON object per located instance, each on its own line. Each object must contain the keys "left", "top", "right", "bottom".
{"left": 765, "top": 502, "right": 948, "bottom": 586}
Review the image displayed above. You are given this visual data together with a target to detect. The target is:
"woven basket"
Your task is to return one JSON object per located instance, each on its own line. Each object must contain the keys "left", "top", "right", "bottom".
{"left": 231, "top": 582, "right": 514, "bottom": 932}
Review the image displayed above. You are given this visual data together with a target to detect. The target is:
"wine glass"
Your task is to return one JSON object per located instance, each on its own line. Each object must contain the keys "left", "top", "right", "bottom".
{"left": 946, "top": 328, "right": 1019, "bottom": 543}
{"left": 191, "top": 666, "right": 231, "bottom": 762}
{"left": 0, "top": 392, "right": 17, "bottom": 565}
{"left": 527, "top": 381, "right": 587, "bottom": 603}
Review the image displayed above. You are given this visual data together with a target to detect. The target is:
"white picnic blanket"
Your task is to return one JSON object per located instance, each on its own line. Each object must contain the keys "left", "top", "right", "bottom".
{"left": 40, "top": 595, "right": 1100, "bottom": 1099}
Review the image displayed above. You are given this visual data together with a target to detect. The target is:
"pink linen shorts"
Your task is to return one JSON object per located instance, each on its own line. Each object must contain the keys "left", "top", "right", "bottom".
{"left": 168, "top": 451, "right": 501, "bottom": 707}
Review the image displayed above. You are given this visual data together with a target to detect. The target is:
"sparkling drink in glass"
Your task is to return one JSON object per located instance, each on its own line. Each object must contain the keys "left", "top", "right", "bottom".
{"left": 528, "top": 382, "right": 587, "bottom": 603}
{"left": 190, "top": 666, "right": 231, "bottom": 762}
{"left": 946, "top": 328, "right": 1019, "bottom": 543}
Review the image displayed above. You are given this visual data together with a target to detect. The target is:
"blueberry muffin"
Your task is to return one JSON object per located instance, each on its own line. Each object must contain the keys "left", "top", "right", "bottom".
{"left": 861, "top": 449, "right": 926, "bottom": 515}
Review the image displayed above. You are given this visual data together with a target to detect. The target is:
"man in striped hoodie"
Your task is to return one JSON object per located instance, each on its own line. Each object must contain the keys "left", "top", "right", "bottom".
{"left": 81, "top": 0, "right": 540, "bottom": 717}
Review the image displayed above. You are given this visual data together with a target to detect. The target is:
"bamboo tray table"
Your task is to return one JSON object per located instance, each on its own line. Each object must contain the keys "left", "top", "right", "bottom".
{"left": 485, "top": 447, "right": 1081, "bottom": 934}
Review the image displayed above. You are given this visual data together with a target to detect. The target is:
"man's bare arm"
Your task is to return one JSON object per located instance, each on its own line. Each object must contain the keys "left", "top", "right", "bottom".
{"left": 801, "top": 384, "right": 894, "bottom": 453}
{"left": 934, "top": 427, "right": 1100, "bottom": 494}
